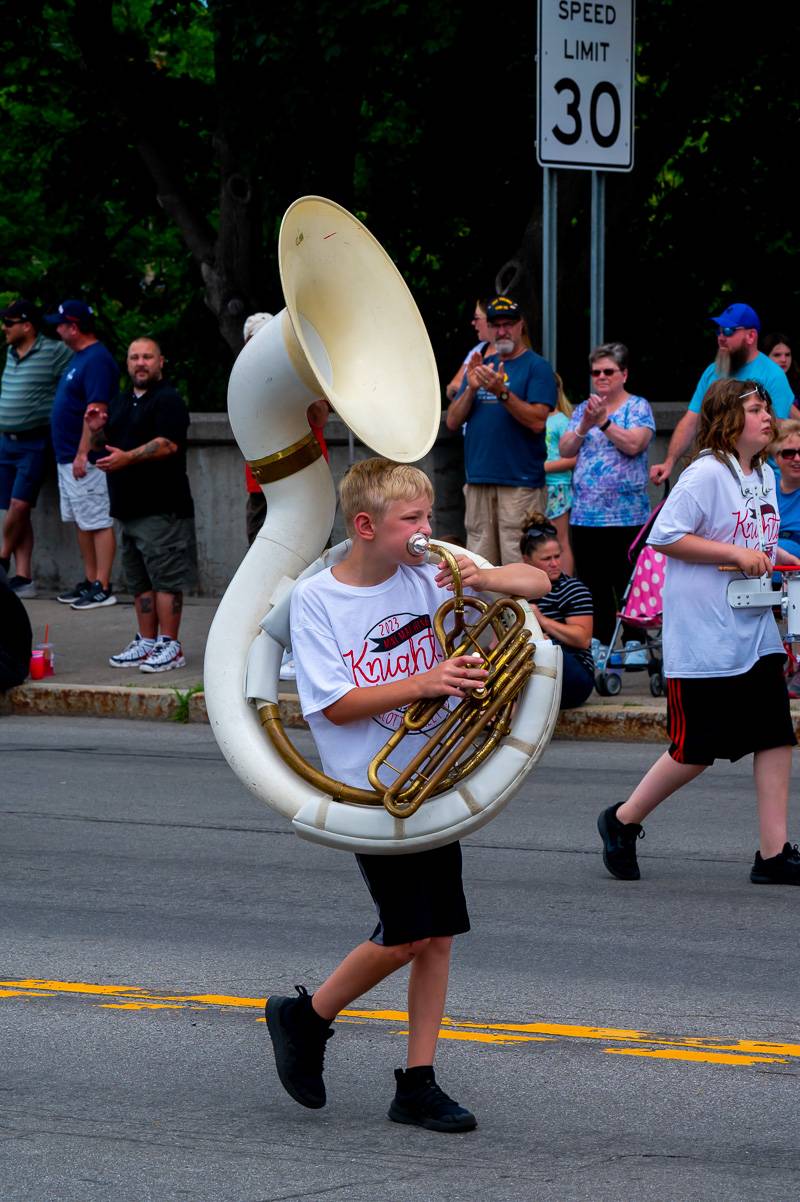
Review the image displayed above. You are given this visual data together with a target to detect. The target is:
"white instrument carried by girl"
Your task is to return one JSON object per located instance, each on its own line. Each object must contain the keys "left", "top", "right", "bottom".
{"left": 203, "top": 196, "right": 562, "bottom": 854}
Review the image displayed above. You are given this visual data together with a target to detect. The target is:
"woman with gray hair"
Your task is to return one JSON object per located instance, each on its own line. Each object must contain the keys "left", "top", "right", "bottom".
{"left": 559, "top": 342, "right": 655, "bottom": 656}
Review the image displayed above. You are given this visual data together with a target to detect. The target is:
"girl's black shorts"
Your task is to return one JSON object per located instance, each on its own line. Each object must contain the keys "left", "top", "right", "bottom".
{"left": 667, "top": 653, "right": 797, "bottom": 765}
{"left": 355, "top": 840, "right": 470, "bottom": 946}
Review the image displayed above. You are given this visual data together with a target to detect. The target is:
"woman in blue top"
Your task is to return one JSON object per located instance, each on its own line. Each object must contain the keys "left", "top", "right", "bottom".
{"left": 559, "top": 342, "right": 655, "bottom": 645}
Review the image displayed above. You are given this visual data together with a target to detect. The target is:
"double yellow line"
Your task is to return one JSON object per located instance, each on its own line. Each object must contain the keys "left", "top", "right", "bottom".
{"left": 2, "top": 979, "right": 797, "bottom": 1068}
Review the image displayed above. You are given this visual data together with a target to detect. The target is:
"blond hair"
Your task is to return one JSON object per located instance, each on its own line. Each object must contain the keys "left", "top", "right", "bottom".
{"left": 553, "top": 371, "right": 573, "bottom": 418}
{"left": 339, "top": 457, "right": 434, "bottom": 534}
{"left": 770, "top": 418, "right": 800, "bottom": 457}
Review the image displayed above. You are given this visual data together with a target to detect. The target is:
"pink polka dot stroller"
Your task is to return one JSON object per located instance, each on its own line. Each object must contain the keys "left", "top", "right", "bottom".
{"left": 594, "top": 501, "right": 667, "bottom": 698}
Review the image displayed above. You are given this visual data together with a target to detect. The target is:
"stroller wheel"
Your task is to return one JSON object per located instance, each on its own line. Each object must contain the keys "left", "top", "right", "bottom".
{"left": 596, "top": 672, "right": 622, "bottom": 697}
{"left": 649, "top": 672, "right": 665, "bottom": 698}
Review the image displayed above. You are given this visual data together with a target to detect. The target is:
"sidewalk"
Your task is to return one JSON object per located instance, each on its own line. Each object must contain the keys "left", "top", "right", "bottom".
{"left": 0, "top": 591, "right": 686, "bottom": 739}
{"left": 9, "top": 592, "right": 799, "bottom": 739}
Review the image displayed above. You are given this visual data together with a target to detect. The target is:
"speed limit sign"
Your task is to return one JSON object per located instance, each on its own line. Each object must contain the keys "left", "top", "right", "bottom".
{"left": 537, "top": 1, "right": 635, "bottom": 171}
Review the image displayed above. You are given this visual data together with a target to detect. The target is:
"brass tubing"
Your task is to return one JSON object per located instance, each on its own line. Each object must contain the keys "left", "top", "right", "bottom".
{"left": 248, "top": 432, "right": 322, "bottom": 484}
{"left": 381, "top": 642, "right": 536, "bottom": 818}
{"left": 259, "top": 704, "right": 383, "bottom": 806}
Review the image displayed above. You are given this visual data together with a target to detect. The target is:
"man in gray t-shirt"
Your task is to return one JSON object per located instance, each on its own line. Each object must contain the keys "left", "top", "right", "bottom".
{"left": 0, "top": 299, "right": 72, "bottom": 596}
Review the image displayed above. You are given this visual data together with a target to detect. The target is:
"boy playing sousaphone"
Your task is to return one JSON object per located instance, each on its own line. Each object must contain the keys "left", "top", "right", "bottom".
{"left": 265, "top": 457, "right": 549, "bottom": 1131}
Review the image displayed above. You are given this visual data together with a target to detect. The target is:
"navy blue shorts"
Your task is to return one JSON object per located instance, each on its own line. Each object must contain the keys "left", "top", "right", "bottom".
{"left": 0, "top": 432, "right": 50, "bottom": 508}
{"left": 355, "top": 840, "right": 470, "bottom": 946}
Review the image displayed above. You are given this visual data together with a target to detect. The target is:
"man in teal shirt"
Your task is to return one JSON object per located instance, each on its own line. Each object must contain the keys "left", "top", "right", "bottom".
{"left": 651, "top": 302, "right": 793, "bottom": 485}
{"left": 0, "top": 299, "right": 72, "bottom": 596}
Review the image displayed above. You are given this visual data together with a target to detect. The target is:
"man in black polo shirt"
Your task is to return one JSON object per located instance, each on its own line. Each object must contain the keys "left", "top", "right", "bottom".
{"left": 84, "top": 337, "right": 196, "bottom": 672}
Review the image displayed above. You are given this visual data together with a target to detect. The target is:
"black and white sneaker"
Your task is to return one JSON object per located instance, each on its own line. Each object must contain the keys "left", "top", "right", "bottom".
{"left": 388, "top": 1067, "right": 477, "bottom": 1133}
{"left": 109, "top": 634, "right": 157, "bottom": 668}
{"left": 57, "top": 578, "right": 91, "bottom": 605}
{"left": 70, "top": 580, "right": 116, "bottom": 610}
{"left": 265, "top": 985, "right": 334, "bottom": 1109}
{"left": 750, "top": 843, "right": 800, "bottom": 885}
{"left": 138, "top": 637, "right": 186, "bottom": 673}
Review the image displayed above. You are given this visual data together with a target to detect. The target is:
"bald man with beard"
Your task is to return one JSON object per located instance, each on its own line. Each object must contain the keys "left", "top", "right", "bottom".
{"left": 83, "top": 337, "right": 196, "bottom": 672}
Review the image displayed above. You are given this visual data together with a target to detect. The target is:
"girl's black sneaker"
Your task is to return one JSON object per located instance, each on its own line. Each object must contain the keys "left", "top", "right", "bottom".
{"left": 750, "top": 843, "right": 800, "bottom": 884}
{"left": 388, "top": 1066, "right": 476, "bottom": 1133}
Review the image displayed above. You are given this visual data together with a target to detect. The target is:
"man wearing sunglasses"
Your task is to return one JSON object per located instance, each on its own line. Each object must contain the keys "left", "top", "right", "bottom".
{"left": 445, "top": 294, "right": 556, "bottom": 565}
{"left": 651, "top": 302, "right": 794, "bottom": 486}
{"left": 0, "top": 300, "right": 73, "bottom": 597}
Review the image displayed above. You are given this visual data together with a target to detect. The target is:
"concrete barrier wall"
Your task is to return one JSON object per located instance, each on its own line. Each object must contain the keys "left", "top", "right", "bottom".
{"left": 2, "top": 405, "right": 687, "bottom": 596}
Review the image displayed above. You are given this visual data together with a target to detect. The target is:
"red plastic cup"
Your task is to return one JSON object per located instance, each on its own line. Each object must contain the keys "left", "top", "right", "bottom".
{"left": 29, "top": 651, "right": 46, "bottom": 680}
{"left": 35, "top": 642, "right": 55, "bottom": 675}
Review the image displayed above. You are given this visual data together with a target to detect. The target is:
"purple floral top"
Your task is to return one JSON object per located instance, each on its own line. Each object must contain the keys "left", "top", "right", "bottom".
{"left": 567, "top": 394, "right": 655, "bottom": 527}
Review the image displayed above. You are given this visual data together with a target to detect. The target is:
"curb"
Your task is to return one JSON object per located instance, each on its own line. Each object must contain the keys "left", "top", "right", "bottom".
{"left": 5, "top": 682, "right": 799, "bottom": 743}
{"left": 0, "top": 681, "right": 672, "bottom": 741}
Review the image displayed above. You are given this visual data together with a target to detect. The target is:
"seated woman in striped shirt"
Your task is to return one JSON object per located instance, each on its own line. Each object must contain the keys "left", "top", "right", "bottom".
{"left": 519, "top": 512, "right": 595, "bottom": 709}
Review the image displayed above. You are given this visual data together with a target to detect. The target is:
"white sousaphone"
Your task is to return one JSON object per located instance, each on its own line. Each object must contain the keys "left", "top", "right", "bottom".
{"left": 204, "top": 196, "right": 562, "bottom": 854}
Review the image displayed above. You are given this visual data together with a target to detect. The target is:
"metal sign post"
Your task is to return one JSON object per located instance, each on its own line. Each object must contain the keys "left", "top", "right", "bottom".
{"left": 536, "top": 2, "right": 635, "bottom": 358}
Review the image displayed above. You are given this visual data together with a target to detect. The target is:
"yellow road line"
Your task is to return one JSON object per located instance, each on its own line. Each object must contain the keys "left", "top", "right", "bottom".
{"left": 0, "top": 979, "right": 795, "bottom": 1068}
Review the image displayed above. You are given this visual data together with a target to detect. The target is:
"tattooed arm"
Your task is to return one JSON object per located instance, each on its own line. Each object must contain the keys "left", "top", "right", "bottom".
{"left": 95, "top": 435, "right": 179, "bottom": 473}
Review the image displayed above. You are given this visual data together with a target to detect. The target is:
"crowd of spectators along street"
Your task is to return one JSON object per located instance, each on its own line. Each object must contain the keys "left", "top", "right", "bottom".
{"left": 444, "top": 295, "right": 800, "bottom": 706}
{"left": 0, "top": 297, "right": 196, "bottom": 678}
{"left": 2, "top": 293, "right": 800, "bottom": 704}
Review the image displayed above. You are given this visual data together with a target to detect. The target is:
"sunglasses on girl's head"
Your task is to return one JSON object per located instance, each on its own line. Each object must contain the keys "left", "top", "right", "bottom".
{"left": 590, "top": 367, "right": 618, "bottom": 377}
{"left": 779, "top": 448, "right": 800, "bottom": 460}
{"left": 739, "top": 383, "right": 770, "bottom": 403}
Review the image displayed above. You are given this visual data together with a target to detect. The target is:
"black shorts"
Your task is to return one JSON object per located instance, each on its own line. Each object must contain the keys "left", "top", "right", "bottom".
{"left": 355, "top": 840, "right": 470, "bottom": 947}
{"left": 667, "top": 654, "right": 797, "bottom": 766}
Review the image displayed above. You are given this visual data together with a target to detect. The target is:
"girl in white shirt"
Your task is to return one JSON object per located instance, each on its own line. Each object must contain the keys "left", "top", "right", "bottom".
{"left": 597, "top": 378, "right": 800, "bottom": 886}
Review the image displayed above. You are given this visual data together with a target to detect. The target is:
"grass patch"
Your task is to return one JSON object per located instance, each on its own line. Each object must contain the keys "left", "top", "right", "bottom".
{"left": 171, "top": 683, "right": 204, "bottom": 723}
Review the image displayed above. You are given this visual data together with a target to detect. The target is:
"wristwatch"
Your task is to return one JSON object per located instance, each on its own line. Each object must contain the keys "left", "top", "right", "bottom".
{"left": 498, "top": 389, "right": 510, "bottom": 403}
{"left": 599, "top": 418, "right": 612, "bottom": 432}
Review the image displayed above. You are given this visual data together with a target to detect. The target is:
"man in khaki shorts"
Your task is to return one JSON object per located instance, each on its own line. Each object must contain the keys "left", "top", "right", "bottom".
{"left": 83, "top": 337, "right": 196, "bottom": 672}
{"left": 445, "top": 295, "right": 556, "bottom": 565}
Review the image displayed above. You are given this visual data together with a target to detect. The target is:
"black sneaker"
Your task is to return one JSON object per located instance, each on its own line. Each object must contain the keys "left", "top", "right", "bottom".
{"left": 750, "top": 842, "right": 800, "bottom": 885}
{"left": 265, "top": 985, "right": 333, "bottom": 1109}
{"left": 597, "top": 802, "right": 645, "bottom": 880}
{"left": 70, "top": 580, "right": 117, "bottom": 610}
{"left": 388, "top": 1067, "right": 477, "bottom": 1133}
{"left": 57, "top": 578, "right": 91, "bottom": 605}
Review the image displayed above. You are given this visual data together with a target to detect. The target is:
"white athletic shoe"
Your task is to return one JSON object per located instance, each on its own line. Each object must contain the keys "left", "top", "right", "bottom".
{"left": 139, "top": 637, "right": 186, "bottom": 673}
{"left": 109, "top": 633, "right": 156, "bottom": 668}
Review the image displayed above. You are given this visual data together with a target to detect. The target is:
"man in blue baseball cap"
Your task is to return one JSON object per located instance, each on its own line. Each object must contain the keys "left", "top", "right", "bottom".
{"left": 651, "top": 302, "right": 794, "bottom": 485}
{"left": 46, "top": 299, "right": 121, "bottom": 609}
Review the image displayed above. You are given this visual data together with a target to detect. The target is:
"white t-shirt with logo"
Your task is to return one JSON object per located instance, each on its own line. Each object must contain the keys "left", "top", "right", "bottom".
{"left": 648, "top": 454, "right": 783, "bottom": 678}
{"left": 291, "top": 562, "right": 469, "bottom": 789}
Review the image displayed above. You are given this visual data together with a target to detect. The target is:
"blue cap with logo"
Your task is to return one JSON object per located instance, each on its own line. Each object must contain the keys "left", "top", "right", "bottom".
{"left": 710, "top": 302, "right": 760, "bottom": 332}
{"left": 44, "top": 299, "right": 95, "bottom": 325}
{"left": 486, "top": 295, "right": 522, "bottom": 323}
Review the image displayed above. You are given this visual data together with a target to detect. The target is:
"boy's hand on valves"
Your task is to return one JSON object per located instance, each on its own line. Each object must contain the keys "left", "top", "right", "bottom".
{"left": 435, "top": 555, "right": 483, "bottom": 592}
{"left": 419, "top": 654, "right": 488, "bottom": 698}
{"left": 733, "top": 546, "right": 773, "bottom": 577}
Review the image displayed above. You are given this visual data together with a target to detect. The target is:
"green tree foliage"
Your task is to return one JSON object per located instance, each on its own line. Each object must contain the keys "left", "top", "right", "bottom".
{"left": 1, "top": 2, "right": 798, "bottom": 412}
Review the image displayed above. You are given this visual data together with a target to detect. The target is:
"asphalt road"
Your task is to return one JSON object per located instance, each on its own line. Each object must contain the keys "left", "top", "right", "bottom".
{"left": 2, "top": 716, "right": 799, "bottom": 1201}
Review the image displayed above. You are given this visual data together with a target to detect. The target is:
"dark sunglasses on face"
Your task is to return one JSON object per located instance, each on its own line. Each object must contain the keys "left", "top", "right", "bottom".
{"left": 590, "top": 367, "right": 618, "bottom": 377}
{"left": 779, "top": 448, "right": 800, "bottom": 460}
{"left": 718, "top": 325, "right": 744, "bottom": 337}
{"left": 2, "top": 318, "right": 25, "bottom": 327}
